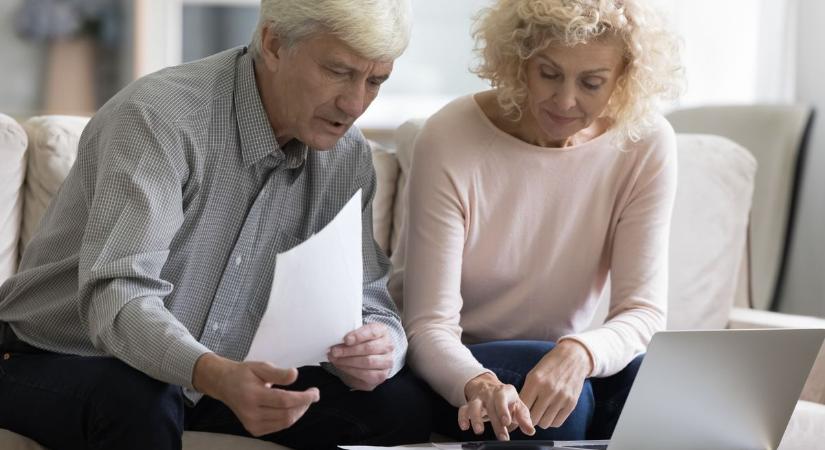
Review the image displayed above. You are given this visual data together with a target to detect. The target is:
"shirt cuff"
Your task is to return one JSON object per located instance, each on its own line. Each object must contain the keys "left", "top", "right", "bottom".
{"left": 160, "top": 335, "right": 212, "bottom": 389}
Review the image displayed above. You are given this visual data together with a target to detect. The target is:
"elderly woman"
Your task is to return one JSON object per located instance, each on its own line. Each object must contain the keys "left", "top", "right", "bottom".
{"left": 394, "top": 0, "right": 684, "bottom": 442}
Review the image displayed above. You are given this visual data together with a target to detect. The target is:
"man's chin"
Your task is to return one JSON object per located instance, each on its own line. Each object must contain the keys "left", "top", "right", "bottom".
{"left": 306, "top": 130, "right": 348, "bottom": 150}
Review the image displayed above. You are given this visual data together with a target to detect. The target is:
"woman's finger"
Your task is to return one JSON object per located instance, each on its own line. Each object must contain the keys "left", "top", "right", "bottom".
{"left": 458, "top": 405, "right": 471, "bottom": 431}
{"left": 486, "top": 391, "right": 509, "bottom": 441}
{"left": 529, "top": 391, "right": 553, "bottom": 427}
{"left": 467, "top": 398, "right": 486, "bottom": 435}
{"left": 512, "top": 399, "right": 536, "bottom": 436}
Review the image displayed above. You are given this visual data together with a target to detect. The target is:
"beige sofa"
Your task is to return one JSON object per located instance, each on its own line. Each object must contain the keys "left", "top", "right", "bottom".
{"left": 1, "top": 113, "right": 825, "bottom": 449}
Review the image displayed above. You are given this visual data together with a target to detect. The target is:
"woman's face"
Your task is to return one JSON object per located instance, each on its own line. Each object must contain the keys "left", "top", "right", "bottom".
{"left": 521, "top": 37, "right": 626, "bottom": 146}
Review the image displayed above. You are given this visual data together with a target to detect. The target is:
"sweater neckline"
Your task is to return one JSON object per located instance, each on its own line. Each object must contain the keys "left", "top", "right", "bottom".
{"left": 468, "top": 94, "right": 616, "bottom": 153}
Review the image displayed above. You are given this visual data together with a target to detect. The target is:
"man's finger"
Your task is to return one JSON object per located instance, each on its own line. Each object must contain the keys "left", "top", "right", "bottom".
{"left": 329, "top": 339, "right": 393, "bottom": 358}
{"left": 252, "top": 398, "right": 315, "bottom": 435}
{"left": 343, "top": 323, "right": 387, "bottom": 345}
{"left": 335, "top": 366, "right": 390, "bottom": 384}
{"left": 257, "top": 387, "right": 319, "bottom": 409}
{"left": 248, "top": 362, "right": 298, "bottom": 386}
{"left": 327, "top": 354, "right": 393, "bottom": 370}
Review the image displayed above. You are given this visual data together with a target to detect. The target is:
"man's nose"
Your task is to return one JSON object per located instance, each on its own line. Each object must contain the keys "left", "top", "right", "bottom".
{"left": 336, "top": 84, "right": 367, "bottom": 119}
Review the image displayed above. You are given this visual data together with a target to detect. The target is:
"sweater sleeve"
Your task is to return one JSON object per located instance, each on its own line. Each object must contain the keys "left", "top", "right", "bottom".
{"left": 563, "top": 122, "right": 677, "bottom": 377}
{"left": 401, "top": 122, "right": 493, "bottom": 407}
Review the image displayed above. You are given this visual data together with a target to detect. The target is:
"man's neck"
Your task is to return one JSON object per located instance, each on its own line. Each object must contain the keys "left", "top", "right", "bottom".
{"left": 252, "top": 58, "right": 295, "bottom": 146}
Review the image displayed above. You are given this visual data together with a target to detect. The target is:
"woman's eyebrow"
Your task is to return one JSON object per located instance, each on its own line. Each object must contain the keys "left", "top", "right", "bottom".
{"left": 538, "top": 56, "right": 611, "bottom": 74}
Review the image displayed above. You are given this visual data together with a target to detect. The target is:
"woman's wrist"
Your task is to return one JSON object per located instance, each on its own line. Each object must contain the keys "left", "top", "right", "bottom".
{"left": 556, "top": 339, "right": 594, "bottom": 376}
{"left": 464, "top": 372, "right": 500, "bottom": 401}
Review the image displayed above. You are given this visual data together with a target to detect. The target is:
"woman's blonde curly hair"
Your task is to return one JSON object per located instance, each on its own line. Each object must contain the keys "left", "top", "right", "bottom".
{"left": 472, "top": 0, "right": 685, "bottom": 143}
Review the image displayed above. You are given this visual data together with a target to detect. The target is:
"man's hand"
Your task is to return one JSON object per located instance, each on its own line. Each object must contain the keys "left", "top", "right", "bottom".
{"left": 192, "top": 353, "right": 319, "bottom": 437}
{"left": 327, "top": 322, "right": 395, "bottom": 391}
{"left": 461, "top": 373, "right": 535, "bottom": 441}
{"left": 519, "top": 340, "right": 593, "bottom": 429}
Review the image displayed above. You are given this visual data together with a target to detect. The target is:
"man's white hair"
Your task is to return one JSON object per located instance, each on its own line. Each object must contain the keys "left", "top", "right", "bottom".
{"left": 249, "top": 0, "right": 412, "bottom": 61}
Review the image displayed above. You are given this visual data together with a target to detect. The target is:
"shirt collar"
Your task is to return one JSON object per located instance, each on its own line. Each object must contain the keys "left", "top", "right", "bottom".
{"left": 234, "top": 48, "right": 308, "bottom": 169}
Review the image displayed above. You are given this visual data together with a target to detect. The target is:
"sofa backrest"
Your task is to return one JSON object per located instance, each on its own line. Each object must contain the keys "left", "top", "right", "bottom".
{"left": 388, "top": 119, "right": 757, "bottom": 330}
{"left": 19, "top": 116, "right": 90, "bottom": 250}
{"left": 667, "top": 104, "right": 814, "bottom": 312}
{"left": 0, "top": 114, "right": 28, "bottom": 283}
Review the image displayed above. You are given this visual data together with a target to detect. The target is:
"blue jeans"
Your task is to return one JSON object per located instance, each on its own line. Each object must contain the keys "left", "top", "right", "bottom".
{"left": 0, "top": 346, "right": 432, "bottom": 450}
{"left": 432, "top": 340, "right": 644, "bottom": 441}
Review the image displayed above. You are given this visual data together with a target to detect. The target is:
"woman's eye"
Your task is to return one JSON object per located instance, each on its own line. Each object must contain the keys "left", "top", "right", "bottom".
{"left": 540, "top": 71, "right": 559, "bottom": 80}
{"left": 582, "top": 78, "right": 604, "bottom": 90}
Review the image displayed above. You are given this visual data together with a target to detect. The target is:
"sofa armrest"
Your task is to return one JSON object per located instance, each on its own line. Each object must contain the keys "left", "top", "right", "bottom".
{"left": 727, "top": 307, "right": 825, "bottom": 405}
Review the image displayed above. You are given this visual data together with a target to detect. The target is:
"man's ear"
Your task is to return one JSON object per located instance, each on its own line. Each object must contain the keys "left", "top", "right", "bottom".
{"left": 259, "top": 25, "right": 284, "bottom": 73}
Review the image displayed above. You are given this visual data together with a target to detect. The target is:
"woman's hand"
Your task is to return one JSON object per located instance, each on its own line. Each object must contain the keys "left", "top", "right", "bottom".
{"left": 519, "top": 340, "right": 593, "bottom": 429}
{"left": 460, "top": 373, "right": 536, "bottom": 440}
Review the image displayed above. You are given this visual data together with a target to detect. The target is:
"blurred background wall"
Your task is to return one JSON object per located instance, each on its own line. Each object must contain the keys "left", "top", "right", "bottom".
{"left": 0, "top": 0, "right": 46, "bottom": 117}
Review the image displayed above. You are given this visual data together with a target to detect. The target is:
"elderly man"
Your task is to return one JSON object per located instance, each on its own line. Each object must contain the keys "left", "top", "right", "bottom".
{"left": 0, "top": 1, "right": 431, "bottom": 449}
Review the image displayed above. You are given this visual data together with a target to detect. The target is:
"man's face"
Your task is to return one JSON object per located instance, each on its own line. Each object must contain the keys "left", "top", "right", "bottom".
{"left": 257, "top": 31, "right": 393, "bottom": 150}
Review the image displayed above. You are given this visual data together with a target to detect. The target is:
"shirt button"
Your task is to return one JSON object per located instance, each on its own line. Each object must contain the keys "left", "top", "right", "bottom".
{"left": 2, "top": 353, "right": 10, "bottom": 360}
{"left": 212, "top": 323, "right": 221, "bottom": 332}
{"left": 235, "top": 256, "right": 243, "bottom": 266}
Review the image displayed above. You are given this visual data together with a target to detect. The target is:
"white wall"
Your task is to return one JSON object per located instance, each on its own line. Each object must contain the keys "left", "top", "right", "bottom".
{"left": 781, "top": 0, "right": 825, "bottom": 316}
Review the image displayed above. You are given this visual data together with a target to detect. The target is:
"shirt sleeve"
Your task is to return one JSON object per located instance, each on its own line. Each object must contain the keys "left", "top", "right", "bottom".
{"left": 563, "top": 123, "right": 678, "bottom": 377}
{"left": 77, "top": 100, "right": 211, "bottom": 389}
{"left": 335, "top": 136, "right": 408, "bottom": 378}
{"left": 401, "top": 124, "right": 493, "bottom": 407}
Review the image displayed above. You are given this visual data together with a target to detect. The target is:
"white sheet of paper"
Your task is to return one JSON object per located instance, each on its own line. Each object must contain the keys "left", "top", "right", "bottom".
{"left": 245, "top": 190, "right": 363, "bottom": 368}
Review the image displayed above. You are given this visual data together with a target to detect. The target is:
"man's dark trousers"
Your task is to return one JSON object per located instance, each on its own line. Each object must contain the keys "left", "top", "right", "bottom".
{"left": 0, "top": 329, "right": 432, "bottom": 450}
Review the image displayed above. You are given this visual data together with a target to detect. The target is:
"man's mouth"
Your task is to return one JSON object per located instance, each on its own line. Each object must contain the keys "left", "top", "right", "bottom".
{"left": 323, "top": 118, "right": 349, "bottom": 129}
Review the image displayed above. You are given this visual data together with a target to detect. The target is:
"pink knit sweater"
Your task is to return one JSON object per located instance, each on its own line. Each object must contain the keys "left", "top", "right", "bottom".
{"left": 394, "top": 95, "right": 677, "bottom": 407}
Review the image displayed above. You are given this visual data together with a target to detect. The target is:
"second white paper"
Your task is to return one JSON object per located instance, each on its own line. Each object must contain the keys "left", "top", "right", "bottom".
{"left": 245, "top": 190, "right": 363, "bottom": 368}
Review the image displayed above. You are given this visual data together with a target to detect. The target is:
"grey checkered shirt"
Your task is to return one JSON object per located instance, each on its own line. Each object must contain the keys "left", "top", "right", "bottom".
{"left": 0, "top": 47, "right": 406, "bottom": 392}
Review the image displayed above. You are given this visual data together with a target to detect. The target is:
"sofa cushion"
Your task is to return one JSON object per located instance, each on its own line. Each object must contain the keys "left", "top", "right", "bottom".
{"left": 369, "top": 140, "right": 400, "bottom": 255}
{"left": 19, "top": 116, "right": 90, "bottom": 252}
{"left": 0, "top": 114, "right": 28, "bottom": 285}
{"left": 778, "top": 400, "right": 825, "bottom": 450}
{"left": 390, "top": 119, "right": 426, "bottom": 257}
{"left": 667, "top": 134, "right": 756, "bottom": 329}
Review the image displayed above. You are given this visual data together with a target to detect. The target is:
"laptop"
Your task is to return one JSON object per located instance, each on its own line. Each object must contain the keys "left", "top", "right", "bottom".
{"left": 447, "top": 329, "right": 825, "bottom": 450}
